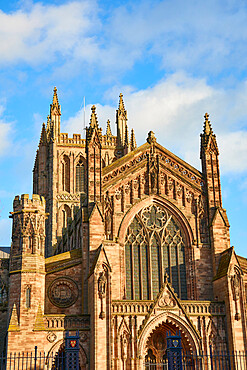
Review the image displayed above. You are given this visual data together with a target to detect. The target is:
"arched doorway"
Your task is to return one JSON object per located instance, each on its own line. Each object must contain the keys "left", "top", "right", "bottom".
{"left": 138, "top": 313, "right": 201, "bottom": 369}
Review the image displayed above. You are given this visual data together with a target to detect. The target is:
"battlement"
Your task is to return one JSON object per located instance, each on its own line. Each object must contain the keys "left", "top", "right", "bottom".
{"left": 59, "top": 133, "right": 86, "bottom": 145}
{"left": 13, "top": 194, "right": 46, "bottom": 212}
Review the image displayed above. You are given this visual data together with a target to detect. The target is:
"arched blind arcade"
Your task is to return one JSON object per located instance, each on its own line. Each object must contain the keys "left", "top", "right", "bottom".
{"left": 125, "top": 204, "right": 187, "bottom": 300}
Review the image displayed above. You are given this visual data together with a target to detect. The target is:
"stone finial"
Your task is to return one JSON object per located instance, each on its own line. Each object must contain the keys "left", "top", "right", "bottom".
{"left": 147, "top": 131, "right": 156, "bottom": 144}
{"left": 119, "top": 93, "right": 125, "bottom": 111}
{"left": 130, "top": 128, "right": 137, "bottom": 150}
{"left": 90, "top": 105, "right": 98, "bottom": 128}
{"left": 203, "top": 112, "right": 213, "bottom": 136}
{"left": 52, "top": 87, "right": 59, "bottom": 106}
{"left": 106, "top": 120, "right": 112, "bottom": 136}
{"left": 50, "top": 86, "right": 61, "bottom": 115}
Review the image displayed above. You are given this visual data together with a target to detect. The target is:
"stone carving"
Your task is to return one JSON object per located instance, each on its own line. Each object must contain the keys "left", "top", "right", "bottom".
{"left": 186, "top": 191, "right": 193, "bottom": 203}
{"left": 56, "top": 194, "right": 80, "bottom": 202}
{"left": 158, "top": 289, "right": 176, "bottom": 308}
{"left": 98, "top": 268, "right": 107, "bottom": 319}
{"left": 231, "top": 273, "right": 241, "bottom": 320}
{"left": 104, "top": 192, "right": 113, "bottom": 240}
{"left": 47, "top": 332, "right": 57, "bottom": 343}
{"left": 48, "top": 277, "right": 78, "bottom": 308}
{"left": 121, "top": 333, "right": 128, "bottom": 361}
{"left": 141, "top": 204, "right": 167, "bottom": 231}
{"left": 177, "top": 184, "right": 183, "bottom": 197}
{"left": 115, "top": 189, "right": 121, "bottom": 200}
{"left": 168, "top": 177, "right": 173, "bottom": 191}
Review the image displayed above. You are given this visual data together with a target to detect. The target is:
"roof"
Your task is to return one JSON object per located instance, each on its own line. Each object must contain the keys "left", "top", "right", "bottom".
{"left": 213, "top": 247, "right": 234, "bottom": 281}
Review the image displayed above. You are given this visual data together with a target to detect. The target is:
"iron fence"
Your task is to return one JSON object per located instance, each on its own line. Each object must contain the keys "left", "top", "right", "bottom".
{"left": 144, "top": 350, "right": 247, "bottom": 370}
{"left": 0, "top": 349, "right": 247, "bottom": 369}
{"left": 0, "top": 346, "right": 78, "bottom": 370}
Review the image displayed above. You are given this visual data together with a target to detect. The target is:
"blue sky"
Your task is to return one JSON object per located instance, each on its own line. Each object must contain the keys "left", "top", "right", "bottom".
{"left": 0, "top": 0, "right": 247, "bottom": 257}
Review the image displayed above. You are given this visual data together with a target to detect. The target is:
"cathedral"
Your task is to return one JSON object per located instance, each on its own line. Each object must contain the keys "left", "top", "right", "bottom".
{"left": 0, "top": 87, "right": 247, "bottom": 369}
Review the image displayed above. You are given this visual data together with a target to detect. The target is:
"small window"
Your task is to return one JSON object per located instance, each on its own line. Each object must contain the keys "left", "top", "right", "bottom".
{"left": 26, "top": 287, "right": 31, "bottom": 309}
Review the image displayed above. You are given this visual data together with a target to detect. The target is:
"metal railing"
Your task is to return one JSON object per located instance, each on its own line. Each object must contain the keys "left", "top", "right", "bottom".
{"left": 0, "top": 347, "right": 74, "bottom": 369}
{"left": 144, "top": 350, "right": 247, "bottom": 370}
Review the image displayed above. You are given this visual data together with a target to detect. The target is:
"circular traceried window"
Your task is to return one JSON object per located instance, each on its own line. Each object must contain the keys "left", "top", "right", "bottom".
{"left": 48, "top": 277, "right": 79, "bottom": 308}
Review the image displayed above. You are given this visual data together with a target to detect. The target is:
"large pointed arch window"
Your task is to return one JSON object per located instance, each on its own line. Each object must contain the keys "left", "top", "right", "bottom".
{"left": 125, "top": 204, "right": 187, "bottom": 300}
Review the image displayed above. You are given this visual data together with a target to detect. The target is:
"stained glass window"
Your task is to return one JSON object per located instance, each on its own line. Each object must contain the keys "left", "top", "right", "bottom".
{"left": 125, "top": 204, "right": 187, "bottom": 300}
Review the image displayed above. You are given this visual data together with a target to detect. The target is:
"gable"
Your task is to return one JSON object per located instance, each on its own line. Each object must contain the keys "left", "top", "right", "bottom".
{"left": 102, "top": 141, "right": 203, "bottom": 195}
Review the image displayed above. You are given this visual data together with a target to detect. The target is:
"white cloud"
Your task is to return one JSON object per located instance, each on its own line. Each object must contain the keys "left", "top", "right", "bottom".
{"left": 64, "top": 72, "right": 247, "bottom": 174}
{"left": 0, "top": 218, "right": 11, "bottom": 245}
{"left": 0, "top": 1, "right": 99, "bottom": 66}
{"left": 1, "top": 0, "right": 247, "bottom": 78}
{"left": 0, "top": 104, "right": 12, "bottom": 156}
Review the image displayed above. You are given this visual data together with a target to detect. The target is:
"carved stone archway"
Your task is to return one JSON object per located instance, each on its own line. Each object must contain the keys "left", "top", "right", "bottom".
{"left": 138, "top": 312, "right": 201, "bottom": 368}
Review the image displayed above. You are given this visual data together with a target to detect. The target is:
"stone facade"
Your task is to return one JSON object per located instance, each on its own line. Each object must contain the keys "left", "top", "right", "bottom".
{"left": 0, "top": 88, "right": 247, "bottom": 368}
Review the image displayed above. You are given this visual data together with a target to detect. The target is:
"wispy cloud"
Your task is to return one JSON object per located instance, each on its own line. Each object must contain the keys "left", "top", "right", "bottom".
{"left": 0, "top": 1, "right": 99, "bottom": 66}
{"left": 1, "top": 0, "right": 247, "bottom": 80}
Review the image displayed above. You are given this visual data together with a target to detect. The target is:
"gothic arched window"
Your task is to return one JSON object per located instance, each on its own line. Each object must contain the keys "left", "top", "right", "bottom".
{"left": 62, "top": 155, "right": 70, "bottom": 192}
{"left": 125, "top": 204, "right": 187, "bottom": 300}
{"left": 76, "top": 158, "right": 85, "bottom": 193}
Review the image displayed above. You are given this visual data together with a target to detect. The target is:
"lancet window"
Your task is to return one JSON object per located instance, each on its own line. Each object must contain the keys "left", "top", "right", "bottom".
{"left": 62, "top": 155, "right": 70, "bottom": 192}
{"left": 125, "top": 204, "right": 187, "bottom": 300}
{"left": 76, "top": 158, "right": 85, "bottom": 193}
{"left": 26, "top": 286, "right": 31, "bottom": 309}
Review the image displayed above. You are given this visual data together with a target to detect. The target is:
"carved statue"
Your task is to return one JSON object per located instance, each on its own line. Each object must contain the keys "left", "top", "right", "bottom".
{"left": 231, "top": 272, "right": 241, "bottom": 320}
{"left": 98, "top": 269, "right": 107, "bottom": 319}
{"left": 98, "top": 271, "right": 107, "bottom": 298}
{"left": 121, "top": 334, "right": 128, "bottom": 361}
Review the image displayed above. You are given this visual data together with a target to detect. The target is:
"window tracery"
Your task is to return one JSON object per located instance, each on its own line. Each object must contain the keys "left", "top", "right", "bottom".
{"left": 125, "top": 204, "right": 187, "bottom": 300}
{"left": 76, "top": 158, "right": 85, "bottom": 193}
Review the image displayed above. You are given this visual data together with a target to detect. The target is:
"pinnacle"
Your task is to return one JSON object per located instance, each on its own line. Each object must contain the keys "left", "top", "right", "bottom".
{"left": 119, "top": 93, "right": 125, "bottom": 111}
{"left": 130, "top": 128, "right": 137, "bottom": 150}
{"left": 52, "top": 86, "right": 59, "bottom": 106}
{"left": 106, "top": 119, "right": 112, "bottom": 136}
{"left": 203, "top": 112, "right": 213, "bottom": 136}
{"left": 124, "top": 123, "right": 129, "bottom": 146}
{"left": 50, "top": 86, "right": 61, "bottom": 116}
{"left": 90, "top": 105, "right": 98, "bottom": 128}
{"left": 39, "top": 122, "right": 47, "bottom": 145}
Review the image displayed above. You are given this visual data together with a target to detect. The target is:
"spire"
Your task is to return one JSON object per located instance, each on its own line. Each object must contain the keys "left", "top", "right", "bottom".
{"left": 106, "top": 119, "right": 112, "bottom": 136}
{"left": 119, "top": 93, "right": 126, "bottom": 111}
{"left": 200, "top": 113, "right": 218, "bottom": 155}
{"left": 90, "top": 105, "right": 99, "bottom": 128}
{"left": 49, "top": 87, "right": 61, "bottom": 140}
{"left": 39, "top": 123, "right": 47, "bottom": 145}
{"left": 86, "top": 105, "right": 102, "bottom": 146}
{"left": 130, "top": 128, "right": 137, "bottom": 151}
{"left": 203, "top": 113, "right": 213, "bottom": 136}
{"left": 116, "top": 93, "right": 128, "bottom": 152}
{"left": 50, "top": 86, "right": 61, "bottom": 116}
